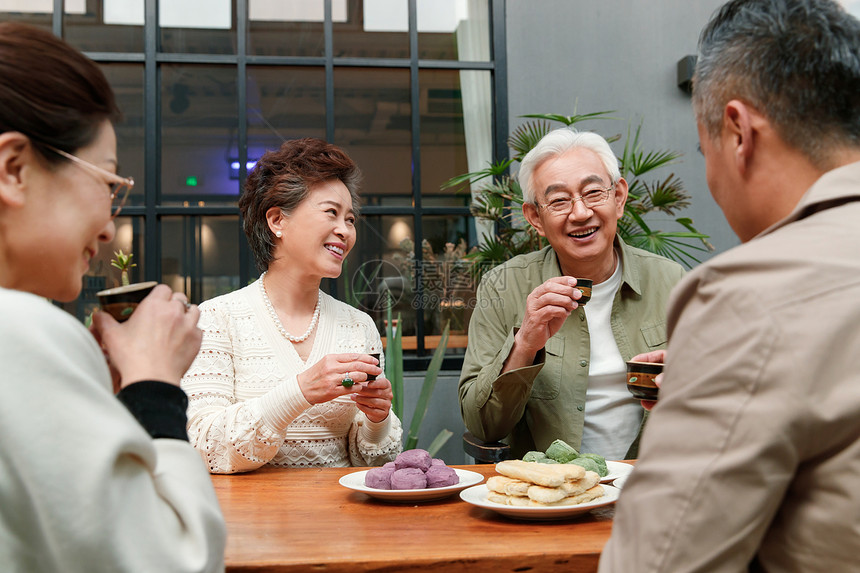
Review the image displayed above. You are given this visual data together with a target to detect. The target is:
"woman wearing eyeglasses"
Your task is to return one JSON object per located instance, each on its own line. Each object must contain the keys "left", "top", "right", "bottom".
{"left": 0, "top": 23, "right": 225, "bottom": 571}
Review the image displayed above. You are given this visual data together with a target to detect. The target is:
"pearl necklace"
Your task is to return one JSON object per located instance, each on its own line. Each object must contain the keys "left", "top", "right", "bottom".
{"left": 259, "top": 272, "right": 321, "bottom": 343}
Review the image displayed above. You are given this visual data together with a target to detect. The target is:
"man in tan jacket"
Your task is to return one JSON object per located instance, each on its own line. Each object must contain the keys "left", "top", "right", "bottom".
{"left": 599, "top": 1, "right": 860, "bottom": 572}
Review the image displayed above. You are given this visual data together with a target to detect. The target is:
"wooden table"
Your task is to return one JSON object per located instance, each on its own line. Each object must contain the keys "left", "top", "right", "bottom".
{"left": 212, "top": 464, "right": 622, "bottom": 572}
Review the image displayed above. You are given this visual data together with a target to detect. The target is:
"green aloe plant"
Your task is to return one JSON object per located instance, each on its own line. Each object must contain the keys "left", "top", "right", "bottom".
{"left": 110, "top": 249, "right": 136, "bottom": 286}
{"left": 384, "top": 297, "right": 452, "bottom": 456}
{"left": 443, "top": 111, "right": 713, "bottom": 278}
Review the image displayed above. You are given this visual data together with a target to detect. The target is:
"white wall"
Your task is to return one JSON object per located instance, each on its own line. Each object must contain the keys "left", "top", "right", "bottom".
{"left": 505, "top": 0, "right": 738, "bottom": 261}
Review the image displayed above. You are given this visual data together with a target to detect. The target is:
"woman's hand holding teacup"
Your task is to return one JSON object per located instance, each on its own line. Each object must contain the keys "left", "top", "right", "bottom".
{"left": 91, "top": 284, "right": 202, "bottom": 390}
{"left": 296, "top": 353, "right": 383, "bottom": 405}
{"left": 630, "top": 349, "right": 665, "bottom": 411}
{"left": 351, "top": 376, "right": 394, "bottom": 423}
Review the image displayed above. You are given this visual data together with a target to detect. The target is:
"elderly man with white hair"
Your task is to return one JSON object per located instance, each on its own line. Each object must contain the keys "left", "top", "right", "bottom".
{"left": 459, "top": 128, "right": 685, "bottom": 461}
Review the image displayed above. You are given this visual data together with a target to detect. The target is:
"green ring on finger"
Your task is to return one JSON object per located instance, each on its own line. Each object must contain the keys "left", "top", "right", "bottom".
{"left": 341, "top": 375, "right": 354, "bottom": 388}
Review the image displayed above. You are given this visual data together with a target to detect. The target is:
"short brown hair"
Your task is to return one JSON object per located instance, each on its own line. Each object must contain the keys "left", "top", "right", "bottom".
{"left": 0, "top": 22, "right": 120, "bottom": 161}
{"left": 239, "top": 138, "right": 361, "bottom": 271}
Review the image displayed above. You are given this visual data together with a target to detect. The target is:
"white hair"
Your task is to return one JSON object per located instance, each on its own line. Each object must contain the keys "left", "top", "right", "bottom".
{"left": 517, "top": 128, "right": 621, "bottom": 204}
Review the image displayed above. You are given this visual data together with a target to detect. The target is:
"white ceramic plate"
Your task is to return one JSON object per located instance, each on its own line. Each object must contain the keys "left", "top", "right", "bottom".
{"left": 612, "top": 473, "right": 629, "bottom": 489}
{"left": 339, "top": 468, "right": 485, "bottom": 502}
{"left": 602, "top": 460, "right": 634, "bottom": 483}
{"left": 459, "top": 484, "right": 620, "bottom": 521}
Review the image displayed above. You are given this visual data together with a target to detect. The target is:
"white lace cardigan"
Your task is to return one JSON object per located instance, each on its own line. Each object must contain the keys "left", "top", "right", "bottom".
{"left": 181, "top": 280, "right": 402, "bottom": 474}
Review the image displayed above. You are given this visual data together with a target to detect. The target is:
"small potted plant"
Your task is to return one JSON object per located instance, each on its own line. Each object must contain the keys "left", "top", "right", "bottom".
{"left": 96, "top": 249, "right": 157, "bottom": 322}
{"left": 110, "top": 249, "right": 136, "bottom": 287}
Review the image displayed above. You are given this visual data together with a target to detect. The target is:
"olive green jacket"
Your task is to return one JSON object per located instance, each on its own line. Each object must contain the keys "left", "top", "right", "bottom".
{"left": 458, "top": 238, "right": 685, "bottom": 459}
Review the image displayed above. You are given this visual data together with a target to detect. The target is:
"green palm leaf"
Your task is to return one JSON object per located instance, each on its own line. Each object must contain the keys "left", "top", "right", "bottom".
{"left": 404, "top": 322, "right": 450, "bottom": 451}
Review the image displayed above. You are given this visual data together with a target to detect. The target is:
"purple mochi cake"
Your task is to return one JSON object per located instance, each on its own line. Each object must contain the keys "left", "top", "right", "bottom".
{"left": 394, "top": 449, "right": 432, "bottom": 472}
{"left": 364, "top": 466, "right": 395, "bottom": 489}
{"left": 425, "top": 465, "right": 459, "bottom": 488}
{"left": 390, "top": 467, "right": 428, "bottom": 490}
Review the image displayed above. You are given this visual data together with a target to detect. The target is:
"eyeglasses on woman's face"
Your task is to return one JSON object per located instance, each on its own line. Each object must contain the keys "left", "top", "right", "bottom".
{"left": 535, "top": 182, "right": 616, "bottom": 216}
{"left": 46, "top": 145, "right": 133, "bottom": 219}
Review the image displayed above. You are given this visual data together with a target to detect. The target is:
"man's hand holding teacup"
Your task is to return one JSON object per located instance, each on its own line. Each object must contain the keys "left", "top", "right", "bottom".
{"left": 630, "top": 349, "right": 665, "bottom": 411}
{"left": 503, "top": 277, "right": 583, "bottom": 372}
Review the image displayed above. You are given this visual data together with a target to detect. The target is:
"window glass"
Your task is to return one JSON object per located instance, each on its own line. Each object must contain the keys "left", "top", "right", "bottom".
{"left": 248, "top": 66, "right": 326, "bottom": 162}
{"left": 338, "top": 214, "right": 417, "bottom": 347}
{"left": 65, "top": 0, "right": 144, "bottom": 52}
{"left": 161, "top": 215, "right": 241, "bottom": 303}
{"left": 333, "top": 0, "right": 408, "bottom": 59}
{"left": 416, "top": 0, "right": 490, "bottom": 61}
{"left": 58, "top": 215, "right": 146, "bottom": 322}
{"left": 419, "top": 68, "right": 492, "bottom": 207}
{"left": 161, "top": 65, "right": 239, "bottom": 206}
{"left": 0, "top": 0, "right": 54, "bottom": 29}
{"left": 248, "top": 0, "right": 325, "bottom": 57}
{"left": 101, "top": 64, "right": 145, "bottom": 209}
{"left": 160, "top": 0, "right": 237, "bottom": 54}
{"left": 418, "top": 214, "right": 477, "bottom": 351}
{"left": 334, "top": 67, "right": 412, "bottom": 207}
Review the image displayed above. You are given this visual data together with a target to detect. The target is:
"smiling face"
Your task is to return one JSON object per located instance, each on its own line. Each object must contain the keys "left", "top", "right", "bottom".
{"left": 274, "top": 178, "right": 357, "bottom": 280}
{"left": 523, "top": 148, "right": 628, "bottom": 282}
{"left": 0, "top": 121, "right": 118, "bottom": 301}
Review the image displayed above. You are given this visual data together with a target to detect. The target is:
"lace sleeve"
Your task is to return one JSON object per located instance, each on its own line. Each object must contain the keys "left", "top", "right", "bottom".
{"left": 181, "top": 302, "right": 310, "bottom": 474}
{"left": 346, "top": 313, "right": 403, "bottom": 466}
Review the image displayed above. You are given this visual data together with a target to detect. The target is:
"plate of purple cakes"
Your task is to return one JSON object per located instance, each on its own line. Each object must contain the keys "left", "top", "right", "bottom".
{"left": 339, "top": 467, "right": 484, "bottom": 501}
{"left": 339, "top": 448, "right": 484, "bottom": 502}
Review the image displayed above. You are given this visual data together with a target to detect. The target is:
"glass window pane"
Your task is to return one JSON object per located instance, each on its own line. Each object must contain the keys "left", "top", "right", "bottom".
{"left": 162, "top": 215, "right": 241, "bottom": 303}
{"left": 102, "top": 64, "right": 145, "bottom": 209}
{"left": 419, "top": 69, "right": 492, "bottom": 207}
{"left": 0, "top": 0, "right": 52, "bottom": 29}
{"left": 337, "top": 214, "right": 417, "bottom": 349}
{"left": 65, "top": 1, "right": 144, "bottom": 52}
{"left": 416, "top": 0, "right": 490, "bottom": 61}
{"left": 160, "top": 0, "right": 236, "bottom": 54}
{"left": 248, "top": 0, "right": 324, "bottom": 57}
{"left": 58, "top": 215, "right": 146, "bottom": 321}
{"left": 418, "top": 214, "right": 477, "bottom": 351}
{"left": 334, "top": 67, "right": 412, "bottom": 207}
{"left": 333, "top": 0, "right": 408, "bottom": 59}
{"left": 248, "top": 66, "right": 326, "bottom": 162}
{"left": 161, "top": 65, "right": 239, "bottom": 206}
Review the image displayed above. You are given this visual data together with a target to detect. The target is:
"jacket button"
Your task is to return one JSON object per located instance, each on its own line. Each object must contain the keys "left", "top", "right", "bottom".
{"left": 579, "top": 313, "right": 585, "bottom": 321}
{"left": 579, "top": 360, "right": 588, "bottom": 367}
{"left": 577, "top": 405, "right": 584, "bottom": 411}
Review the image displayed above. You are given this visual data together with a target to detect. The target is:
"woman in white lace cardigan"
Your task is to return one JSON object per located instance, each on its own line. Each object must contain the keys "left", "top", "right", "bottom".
{"left": 181, "top": 138, "right": 402, "bottom": 473}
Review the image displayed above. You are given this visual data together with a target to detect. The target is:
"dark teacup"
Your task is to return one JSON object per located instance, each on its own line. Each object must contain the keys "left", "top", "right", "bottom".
{"left": 575, "top": 278, "right": 593, "bottom": 306}
{"left": 367, "top": 353, "right": 381, "bottom": 381}
{"left": 97, "top": 281, "right": 158, "bottom": 323}
{"left": 626, "top": 360, "right": 663, "bottom": 401}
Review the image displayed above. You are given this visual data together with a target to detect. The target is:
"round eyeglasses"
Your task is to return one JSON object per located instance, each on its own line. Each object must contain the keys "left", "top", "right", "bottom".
{"left": 46, "top": 145, "right": 133, "bottom": 219}
{"left": 535, "top": 183, "right": 615, "bottom": 216}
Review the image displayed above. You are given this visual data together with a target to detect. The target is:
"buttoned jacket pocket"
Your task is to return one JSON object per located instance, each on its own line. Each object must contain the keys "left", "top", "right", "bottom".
{"left": 640, "top": 320, "right": 668, "bottom": 349}
{"left": 531, "top": 335, "right": 564, "bottom": 400}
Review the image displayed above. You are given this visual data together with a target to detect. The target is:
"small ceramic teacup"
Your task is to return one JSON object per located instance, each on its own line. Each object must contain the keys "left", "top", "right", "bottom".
{"left": 97, "top": 281, "right": 158, "bottom": 323}
{"left": 575, "top": 278, "right": 593, "bottom": 306}
{"left": 626, "top": 360, "right": 663, "bottom": 401}
{"left": 367, "top": 352, "right": 381, "bottom": 381}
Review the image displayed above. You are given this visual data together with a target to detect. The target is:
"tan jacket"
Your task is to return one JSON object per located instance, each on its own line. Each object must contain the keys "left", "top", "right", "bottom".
{"left": 601, "top": 161, "right": 860, "bottom": 572}
{"left": 459, "top": 239, "right": 685, "bottom": 459}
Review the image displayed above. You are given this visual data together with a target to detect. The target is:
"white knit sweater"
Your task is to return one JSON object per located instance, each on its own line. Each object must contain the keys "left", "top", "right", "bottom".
{"left": 0, "top": 288, "right": 225, "bottom": 572}
{"left": 181, "top": 280, "right": 402, "bottom": 474}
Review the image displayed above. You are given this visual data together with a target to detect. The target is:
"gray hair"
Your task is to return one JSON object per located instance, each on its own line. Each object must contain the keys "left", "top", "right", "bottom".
{"left": 693, "top": 0, "right": 860, "bottom": 168}
{"left": 517, "top": 128, "right": 621, "bottom": 204}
